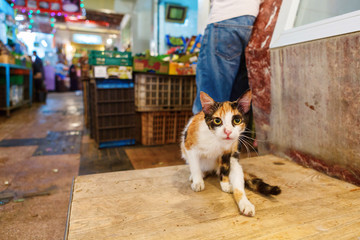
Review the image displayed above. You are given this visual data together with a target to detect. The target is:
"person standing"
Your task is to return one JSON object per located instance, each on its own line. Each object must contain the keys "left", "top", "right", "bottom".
{"left": 69, "top": 63, "right": 78, "bottom": 91}
{"left": 55, "top": 60, "right": 68, "bottom": 92}
{"left": 32, "top": 51, "right": 45, "bottom": 101}
{"left": 192, "top": 0, "right": 262, "bottom": 114}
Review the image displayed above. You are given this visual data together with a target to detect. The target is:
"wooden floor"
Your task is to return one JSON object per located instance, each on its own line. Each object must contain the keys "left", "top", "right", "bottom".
{"left": 66, "top": 155, "right": 360, "bottom": 240}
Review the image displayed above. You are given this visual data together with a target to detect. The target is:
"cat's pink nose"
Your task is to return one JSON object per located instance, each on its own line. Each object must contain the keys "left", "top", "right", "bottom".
{"left": 224, "top": 129, "right": 232, "bottom": 136}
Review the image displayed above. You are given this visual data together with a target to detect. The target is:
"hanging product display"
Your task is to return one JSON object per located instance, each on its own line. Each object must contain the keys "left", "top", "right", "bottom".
{"left": 10, "top": 0, "right": 85, "bottom": 16}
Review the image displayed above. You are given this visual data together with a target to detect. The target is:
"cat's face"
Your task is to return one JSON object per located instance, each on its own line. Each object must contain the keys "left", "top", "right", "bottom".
{"left": 200, "top": 91, "right": 252, "bottom": 142}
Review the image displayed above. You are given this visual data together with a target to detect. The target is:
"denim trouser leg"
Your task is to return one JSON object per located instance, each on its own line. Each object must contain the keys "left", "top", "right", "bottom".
{"left": 192, "top": 15, "right": 255, "bottom": 114}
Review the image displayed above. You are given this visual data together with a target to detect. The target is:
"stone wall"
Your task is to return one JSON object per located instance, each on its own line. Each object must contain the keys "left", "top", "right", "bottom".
{"left": 270, "top": 32, "right": 360, "bottom": 185}
{"left": 246, "top": 0, "right": 360, "bottom": 186}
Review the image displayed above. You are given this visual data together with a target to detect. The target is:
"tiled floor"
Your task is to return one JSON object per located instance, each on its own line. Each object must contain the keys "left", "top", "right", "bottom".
{"left": 0, "top": 92, "right": 187, "bottom": 240}
{"left": 78, "top": 134, "right": 134, "bottom": 175}
{"left": 0, "top": 92, "right": 84, "bottom": 240}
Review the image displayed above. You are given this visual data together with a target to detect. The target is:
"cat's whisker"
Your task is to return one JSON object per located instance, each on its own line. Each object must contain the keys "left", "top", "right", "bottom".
{"left": 240, "top": 131, "right": 269, "bottom": 143}
{"left": 239, "top": 138, "right": 251, "bottom": 158}
{"left": 240, "top": 134, "right": 256, "bottom": 141}
{"left": 239, "top": 138, "right": 259, "bottom": 157}
{"left": 240, "top": 138, "right": 259, "bottom": 158}
{"left": 241, "top": 130, "right": 267, "bottom": 138}
{"left": 239, "top": 138, "right": 253, "bottom": 157}
{"left": 240, "top": 134, "right": 268, "bottom": 143}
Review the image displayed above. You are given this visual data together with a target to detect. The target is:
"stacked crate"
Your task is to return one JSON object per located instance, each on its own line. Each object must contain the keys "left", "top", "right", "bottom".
{"left": 134, "top": 73, "right": 196, "bottom": 145}
{"left": 88, "top": 51, "right": 135, "bottom": 148}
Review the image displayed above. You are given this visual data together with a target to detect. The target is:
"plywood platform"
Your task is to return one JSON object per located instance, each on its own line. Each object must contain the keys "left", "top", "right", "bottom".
{"left": 65, "top": 155, "right": 360, "bottom": 240}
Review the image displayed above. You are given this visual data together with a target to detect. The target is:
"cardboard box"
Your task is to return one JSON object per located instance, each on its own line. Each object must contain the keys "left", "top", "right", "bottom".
{"left": 169, "top": 62, "right": 196, "bottom": 75}
{"left": 92, "top": 66, "right": 133, "bottom": 79}
{"left": 0, "top": 55, "right": 15, "bottom": 64}
{"left": 133, "top": 56, "right": 169, "bottom": 74}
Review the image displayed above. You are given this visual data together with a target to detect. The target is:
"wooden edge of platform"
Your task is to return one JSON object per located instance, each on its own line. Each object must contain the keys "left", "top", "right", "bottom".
{"left": 64, "top": 177, "right": 75, "bottom": 240}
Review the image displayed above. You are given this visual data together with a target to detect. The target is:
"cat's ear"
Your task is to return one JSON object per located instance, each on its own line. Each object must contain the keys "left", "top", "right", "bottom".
{"left": 200, "top": 91, "right": 215, "bottom": 114}
{"left": 237, "top": 90, "right": 252, "bottom": 113}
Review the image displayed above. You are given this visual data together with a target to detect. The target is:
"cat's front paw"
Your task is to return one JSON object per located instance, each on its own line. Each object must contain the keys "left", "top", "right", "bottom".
{"left": 191, "top": 180, "right": 205, "bottom": 192}
{"left": 238, "top": 198, "right": 255, "bottom": 217}
{"left": 220, "top": 181, "right": 233, "bottom": 193}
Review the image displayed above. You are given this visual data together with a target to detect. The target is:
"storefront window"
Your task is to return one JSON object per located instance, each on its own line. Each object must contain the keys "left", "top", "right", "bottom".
{"left": 270, "top": 0, "right": 360, "bottom": 48}
{"left": 294, "top": 0, "right": 360, "bottom": 27}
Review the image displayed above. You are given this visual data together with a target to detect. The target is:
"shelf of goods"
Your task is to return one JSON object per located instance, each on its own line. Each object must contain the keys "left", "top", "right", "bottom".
{"left": 0, "top": 64, "right": 32, "bottom": 116}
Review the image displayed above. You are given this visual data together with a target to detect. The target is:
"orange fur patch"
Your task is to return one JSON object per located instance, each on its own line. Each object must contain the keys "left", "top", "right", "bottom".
{"left": 244, "top": 172, "right": 257, "bottom": 180}
{"left": 184, "top": 112, "right": 204, "bottom": 150}
{"left": 217, "top": 156, "right": 222, "bottom": 166}
{"left": 221, "top": 176, "right": 230, "bottom": 183}
{"left": 213, "top": 102, "right": 239, "bottom": 118}
{"left": 234, "top": 188, "right": 243, "bottom": 203}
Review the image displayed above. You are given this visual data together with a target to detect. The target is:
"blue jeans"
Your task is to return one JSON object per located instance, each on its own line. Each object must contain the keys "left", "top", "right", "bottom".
{"left": 192, "top": 15, "right": 256, "bottom": 114}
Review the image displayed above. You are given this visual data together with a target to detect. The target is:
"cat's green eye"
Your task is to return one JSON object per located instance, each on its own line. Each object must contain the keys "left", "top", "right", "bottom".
{"left": 233, "top": 118, "right": 242, "bottom": 125}
{"left": 213, "top": 118, "right": 222, "bottom": 125}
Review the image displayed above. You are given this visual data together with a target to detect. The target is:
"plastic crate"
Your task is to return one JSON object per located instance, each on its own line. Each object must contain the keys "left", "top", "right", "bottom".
{"left": 88, "top": 51, "right": 132, "bottom": 66}
{"left": 141, "top": 111, "right": 193, "bottom": 145}
{"left": 88, "top": 79, "right": 136, "bottom": 148}
{"left": 134, "top": 73, "right": 196, "bottom": 112}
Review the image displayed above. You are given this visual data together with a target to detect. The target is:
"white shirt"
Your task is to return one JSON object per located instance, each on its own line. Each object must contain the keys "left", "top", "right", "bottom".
{"left": 208, "top": 0, "right": 261, "bottom": 24}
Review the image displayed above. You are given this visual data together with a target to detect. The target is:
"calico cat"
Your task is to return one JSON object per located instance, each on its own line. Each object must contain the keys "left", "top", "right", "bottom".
{"left": 180, "top": 91, "right": 280, "bottom": 216}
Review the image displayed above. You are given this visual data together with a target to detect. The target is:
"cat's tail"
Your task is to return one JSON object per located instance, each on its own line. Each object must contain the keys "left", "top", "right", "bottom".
{"left": 244, "top": 173, "right": 281, "bottom": 196}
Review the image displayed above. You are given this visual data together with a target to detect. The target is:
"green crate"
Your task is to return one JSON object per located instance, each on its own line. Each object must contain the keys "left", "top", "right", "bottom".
{"left": 88, "top": 57, "right": 132, "bottom": 66}
{"left": 88, "top": 51, "right": 133, "bottom": 66}
{"left": 88, "top": 50, "right": 131, "bottom": 58}
{"left": 15, "top": 75, "right": 24, "bottom": 85}
{"left": 0, "top": 75, "right": 23, "bottom": 85}
{"left": 0, "top": 77, "right": 13, "bottom": 85}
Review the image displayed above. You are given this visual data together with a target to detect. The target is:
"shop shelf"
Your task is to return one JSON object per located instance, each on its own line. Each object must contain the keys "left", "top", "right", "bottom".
{"left": 134, "top": 73, "right": 196, "bottom": 112}
{"left": 140, "top": 111, "right": 193, "bottom": 145}
{"left": 0, "top": 64, "right": 32, "bottom": 116}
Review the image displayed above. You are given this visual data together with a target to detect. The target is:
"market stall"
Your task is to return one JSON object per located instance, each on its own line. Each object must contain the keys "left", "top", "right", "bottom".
{"left": 0, "top": 0, "right": 33, "bottom": 116}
